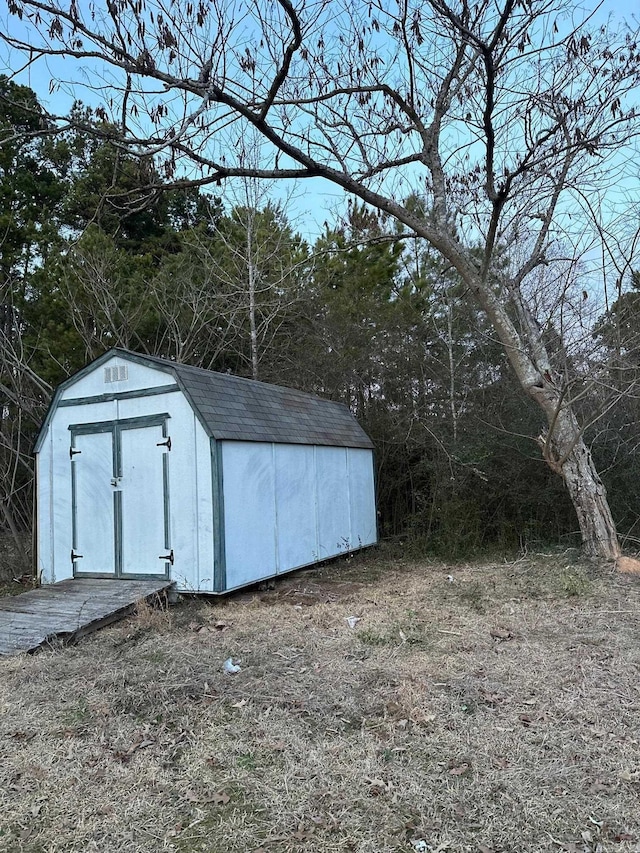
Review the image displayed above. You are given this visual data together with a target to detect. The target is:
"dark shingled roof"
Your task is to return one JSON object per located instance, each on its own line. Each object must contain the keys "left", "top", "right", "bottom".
{"left": 117, "top": 350, "right": 373, "bottom": 449}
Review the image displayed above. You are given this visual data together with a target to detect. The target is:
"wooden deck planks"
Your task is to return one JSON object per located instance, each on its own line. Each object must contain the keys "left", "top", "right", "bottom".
{"left": 0, "top": 578, "right": 174, "bottom": 656}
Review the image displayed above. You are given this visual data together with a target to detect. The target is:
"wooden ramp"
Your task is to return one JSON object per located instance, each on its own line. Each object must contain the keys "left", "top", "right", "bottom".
{"left": 0, "top": 579, "right": 174, "bottom": 656}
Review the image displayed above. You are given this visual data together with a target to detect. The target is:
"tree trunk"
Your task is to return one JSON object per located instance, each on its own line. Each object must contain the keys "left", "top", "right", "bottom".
{"left": 453, "top": 262, "right": 621, "bottom": 561}
{"left": 247, "top": 225, "right": 259, "bottom": 381}
{"left": 562, "top": 439, "right": 620, "bottom": 559}
{"left": 540, "top": 404, "right": 620, "bottom": 560}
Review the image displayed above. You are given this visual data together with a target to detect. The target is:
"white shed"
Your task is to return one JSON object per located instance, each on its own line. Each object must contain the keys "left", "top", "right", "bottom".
{"left": 34, "top": 349, "right": 377, "bottom": 593}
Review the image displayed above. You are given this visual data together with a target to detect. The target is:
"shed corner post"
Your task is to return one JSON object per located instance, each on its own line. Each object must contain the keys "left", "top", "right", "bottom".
{"left": 372, "top": 447, "right": 380, "bottom": 545}
{"left": 211, "top": 438, "right": 227, "bottom": 593}
{"left": 33, "top": 451, "right": 39, "bottom": 584}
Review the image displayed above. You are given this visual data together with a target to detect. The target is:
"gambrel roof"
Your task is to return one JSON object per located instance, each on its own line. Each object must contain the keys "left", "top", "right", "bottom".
{"left": 36, "top": 349, "right": 373, "bottom": 451}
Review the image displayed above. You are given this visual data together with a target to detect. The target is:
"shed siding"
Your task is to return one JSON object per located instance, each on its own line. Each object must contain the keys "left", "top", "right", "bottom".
{"left": 274, "top": 444, "right": 318, "bottom": 572}
{"left": 316, "top": 446, "right": 351, "bottom": 559}
{"left": 221, "top": 440, "right": 376, "bottom": 592}
{"left": 222, "top": 441, "right": 278, "bottom": 590}
{"left": 347, "top": 447, "right": 377, "bottom": 548}
{"left": 193, "top": 412, "right": 215, "bottom": 592}
{"left": 36, "top": 435, "right": 53, "bottom": 583}
{"left": 59, "top": 355, "right": 177, "bottom": 400}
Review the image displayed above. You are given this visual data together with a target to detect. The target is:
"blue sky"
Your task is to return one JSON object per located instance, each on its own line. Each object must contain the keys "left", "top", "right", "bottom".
{"left": 1, "top": 0, "right": 637, "bottom": 245}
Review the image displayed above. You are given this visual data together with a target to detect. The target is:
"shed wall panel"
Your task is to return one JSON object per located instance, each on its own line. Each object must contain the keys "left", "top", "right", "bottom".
{"left": 222, "top": 441, "right": 277, "bottom": 589}
{"left": 194, "top": 414, "right": 215, "bottom": 592}
{"left": 274, "top": 444, "right": 318, "bottom": 572}
{"left": 36, "top": 436, "right": 53, "bottom": 584}
{"left": 347, "top": 448, "right": 377, "bottom": 548}
{"left": 316, "top": 446, "right": 351, "bottom": 559}
{"left": 60, "top": 357, "right": 176, "bottom": 400}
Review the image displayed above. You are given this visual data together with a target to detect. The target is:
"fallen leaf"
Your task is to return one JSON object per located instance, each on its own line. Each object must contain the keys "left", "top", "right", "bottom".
{"left": 210, "top": 790, "right": 231, "bottom": 805}
{"left": 113, "top": 736, "right": 155, "bottom": 762}
{"left": 620, "top": 769, "right": 640, "bottom": 782}
{"left": 231, "top": 699, "right": 248, "bottom": 709}
{"left": 292, "top": 824, "right": 315, "bottom": 841}
{"left": 448, "top": 763, "right": 470, "bottom": 776}
{"left": 479, "top": 690, "right": 503, "bottom": 706}
{"left": 490, "top": 627, "right": 513, "bottom": 640}
{"left": 214, "top": 620, "right": 230, "bottom": 631}
{"left": 365, "top": 776, "right": 392, "bottom": 795}
{"left": 614, "top": 832, "right": 635, "bottom": 842}
{"left": 27, "top": 764, "right": 47, "bottom": 780}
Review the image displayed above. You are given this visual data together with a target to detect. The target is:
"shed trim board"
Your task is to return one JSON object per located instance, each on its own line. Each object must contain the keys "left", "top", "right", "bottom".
{"left": 211, "top": 438, "right": 227, "bottom": 594}
{"left": 58, "top": 383, "right": 179, "bottom": 408}
{"left": 35, "top": 349, "right": 377, "bottom": 594}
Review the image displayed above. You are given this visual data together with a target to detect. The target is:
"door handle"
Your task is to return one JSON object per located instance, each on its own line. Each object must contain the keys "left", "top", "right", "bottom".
{"left": 159, "top": 549, "right": 174, "bottom": 565}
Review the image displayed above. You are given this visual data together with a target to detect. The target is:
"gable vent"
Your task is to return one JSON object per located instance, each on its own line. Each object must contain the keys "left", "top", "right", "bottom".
{"left": 104, "top": 365, "right": 128, "bottom": 383}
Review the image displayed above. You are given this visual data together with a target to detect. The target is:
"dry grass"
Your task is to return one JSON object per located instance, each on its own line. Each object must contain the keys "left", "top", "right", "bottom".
{"left": 1, "top": 548, "right": 640, "bottom": 853}
{"left": 0, "top": 534, "right": 33, "bottom": 594}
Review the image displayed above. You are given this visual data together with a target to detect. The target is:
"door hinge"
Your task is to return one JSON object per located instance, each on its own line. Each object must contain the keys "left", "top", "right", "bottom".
{"left": 156, "top": 436, "right": 171, "bottom": 451}
{"left": 159, "top": 549, "right": 174, "bottom": 565}
{"left": 70, "top": 447, "right": 81, "bottom": 459}
{"left": 71, "top": 550, "right": 83, "bottom": 561}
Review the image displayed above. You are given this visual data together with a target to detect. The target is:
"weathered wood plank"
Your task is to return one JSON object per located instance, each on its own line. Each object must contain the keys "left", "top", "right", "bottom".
{"left": 0, "top": 579, "right": 174, "bottom": 656}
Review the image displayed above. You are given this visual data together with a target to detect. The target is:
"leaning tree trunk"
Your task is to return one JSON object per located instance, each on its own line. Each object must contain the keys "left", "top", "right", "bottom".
{"left": 538, "top": 403, "right": 620, "bottom": 560}
{"left": 459, "top": 265, "right": 621, "bottom": 561}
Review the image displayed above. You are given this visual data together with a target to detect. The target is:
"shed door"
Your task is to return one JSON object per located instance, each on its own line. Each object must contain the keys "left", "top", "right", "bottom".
{"left": 72, "top": 431, "right": 116, "bottom": 575}
{"left": 120, "top": 424, "right": 170, "bottom": 577}
{"left": 70, "top": 417, "right": 171, "bottom": 579}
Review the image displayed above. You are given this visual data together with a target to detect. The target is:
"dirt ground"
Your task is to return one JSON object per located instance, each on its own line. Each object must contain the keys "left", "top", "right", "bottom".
{"left": 1, "top": 548, "right": 639, "bottom": 853}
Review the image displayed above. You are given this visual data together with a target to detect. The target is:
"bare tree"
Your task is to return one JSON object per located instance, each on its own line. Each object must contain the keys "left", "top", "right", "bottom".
{"left": 3, "top": 0, "right": 640, "bottom": 558}
{"left": 0, "top": 323, "right": 51, "bottom": 552}
{"left": 202, "top": 170, "right": 307, "bottom": 380}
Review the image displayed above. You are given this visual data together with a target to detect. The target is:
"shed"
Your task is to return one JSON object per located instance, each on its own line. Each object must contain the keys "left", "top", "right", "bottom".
{"left": 34, "top": 349, "right": 377, "bottom": 593}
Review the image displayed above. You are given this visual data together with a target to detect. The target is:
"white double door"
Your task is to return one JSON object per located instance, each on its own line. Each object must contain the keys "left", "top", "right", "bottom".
{"left": 71, "top": 417, "right": 171, "bottom": 578}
